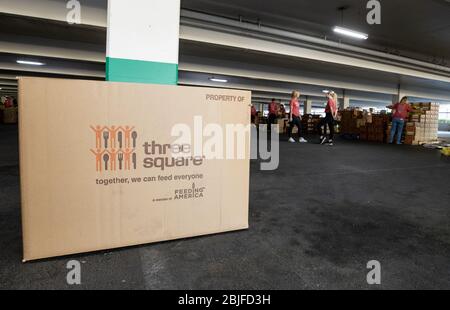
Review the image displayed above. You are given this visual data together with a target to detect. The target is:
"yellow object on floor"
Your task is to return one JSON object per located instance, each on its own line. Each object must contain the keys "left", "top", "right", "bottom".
{"left": 441, "top": 147, "right": 450, "bottom": 156}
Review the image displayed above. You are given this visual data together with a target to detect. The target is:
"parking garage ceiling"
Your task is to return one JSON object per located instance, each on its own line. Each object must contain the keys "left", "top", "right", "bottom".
{"left": 0, "top": 0, "right": 449, "bottom": 107}
{"left": 182, "top": 0, "right": 450, "bottom": 66}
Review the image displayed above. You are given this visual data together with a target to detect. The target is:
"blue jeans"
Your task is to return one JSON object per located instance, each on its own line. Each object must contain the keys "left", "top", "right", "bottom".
{"left": 389, "top": 118, "right": 405, "bottom": 144}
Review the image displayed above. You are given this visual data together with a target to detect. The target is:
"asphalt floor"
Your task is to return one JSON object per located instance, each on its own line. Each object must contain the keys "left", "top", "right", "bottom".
{"left": 1, "top": 124, "right": 449, "bottom": 289}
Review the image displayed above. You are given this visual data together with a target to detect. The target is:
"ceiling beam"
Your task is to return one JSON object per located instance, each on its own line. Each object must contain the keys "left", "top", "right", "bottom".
{"left": 0, "top": 34, "right": 104, "bottom": 63}
{"left": 3, "top": 1, "right": 448, "bottom": 75}
{"left": 180, "top": 25, "right": 450, "bottom": 84}
{"left": 180, "top": 56, "right": 398, "bottom": 95}
{"left": 0, "top": 80, "right": 18, "bottom": 86}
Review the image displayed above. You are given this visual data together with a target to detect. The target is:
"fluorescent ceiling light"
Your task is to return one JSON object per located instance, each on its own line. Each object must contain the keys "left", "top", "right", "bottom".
{"left": 209, "top": 78, "right": 228, "bottom": 83}
{"left": 333, "top": 26, "right": 368, "bottom": 40}
{"left": 17, "top": 60, "right": 45, "bottom": 66}
{"left": 322, "top": 90, "right": 330, "bottom": 93}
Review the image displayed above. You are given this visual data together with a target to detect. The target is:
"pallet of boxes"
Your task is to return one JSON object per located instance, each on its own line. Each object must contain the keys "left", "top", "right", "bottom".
{"left": 301, "top": 114, "right": 321, "bottom": 135}
{"left": 363, "top": 113, "right": 389, "bottom": 143}
{"left": 401, "top": 103, "right": 440, "bottom": 145}
{"left": 340, "top": 108, "right": 389, "bottom": 142}
{"left": 340, "top": 109, "right": 361, "bottom": 137}
{"left": 357, "top": 111, "right": 389, "bottom": 143}
{"left": 277, "top": 118, "right": 288, "bottom": 134}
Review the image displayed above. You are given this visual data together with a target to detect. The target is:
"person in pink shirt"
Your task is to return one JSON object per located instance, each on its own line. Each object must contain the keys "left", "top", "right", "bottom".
{"left": 387, "top": 96, "right": 412, "bottom": 144}
{"left": 4, "top": 97, "right": 13, "bottom": 108}
{"left": 288, "top": 91, "right": 307, "bottom": 143}
{"left": 318, "top": 91, "right": 338, "bottom": 146}
{"left": 268, "top": 99, "right": 278, "bottom": 129}
{"left": 251, "top": 104, "right": 257, "bottom": 124}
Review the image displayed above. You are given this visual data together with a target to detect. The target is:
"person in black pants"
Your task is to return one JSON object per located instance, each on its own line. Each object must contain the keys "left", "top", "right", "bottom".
{"left": 318, "top": 91, "right": 338, "bottom": 146}
{"left": 267, "top": 99, "right": 278, "bottom": 140}
{"left": 288, "top": 91, "right": 308, "bottom": 143}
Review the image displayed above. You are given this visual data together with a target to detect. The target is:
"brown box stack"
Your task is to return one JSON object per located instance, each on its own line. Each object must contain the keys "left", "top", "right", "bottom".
{"left": 361, "top": 114, "right": 389, "bottom": 142}
{"left": 340, "top": 109, "right": 362, "bottom": 135}
{"left": 407, "top": 102, "right": 439, "bottom": 145}
{"left": 301, "top": 114, "right": 321, "bottom": 134}
{"left": 340, "top": 108, "right": 388, "bottom": 142}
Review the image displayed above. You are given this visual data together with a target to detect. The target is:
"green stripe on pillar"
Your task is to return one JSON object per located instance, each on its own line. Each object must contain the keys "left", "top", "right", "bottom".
{"left": 106, "top": 57, "right": 178, "bottom": 85}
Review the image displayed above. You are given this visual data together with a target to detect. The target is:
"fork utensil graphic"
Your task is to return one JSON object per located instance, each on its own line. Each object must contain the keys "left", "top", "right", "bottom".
{"left": 118, "top": 153, "right": 124, "bottom": 170}
{"left": 132, "top": 153, "right": 137, "bottom": 170}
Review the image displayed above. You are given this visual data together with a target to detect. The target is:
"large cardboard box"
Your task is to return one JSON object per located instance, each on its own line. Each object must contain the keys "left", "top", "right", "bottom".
{"left": 19, "top": 78, "right": 251, "bottom": 261}
{"left": 277, "top": 118, "right": 287, "bottom": 134}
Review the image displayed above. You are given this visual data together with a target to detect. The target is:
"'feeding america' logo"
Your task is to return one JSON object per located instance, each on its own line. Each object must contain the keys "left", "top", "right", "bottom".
{"left": 174, "top": 183, "right": 206, "bottom": 200}
{"left": 90, "top": 125, "right": 138, "bottom": 172}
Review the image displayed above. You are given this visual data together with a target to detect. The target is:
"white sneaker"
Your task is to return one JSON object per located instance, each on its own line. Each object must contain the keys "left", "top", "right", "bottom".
{"left": 299, "top": 137, "right": 308, "bottom": 143}
{"left": 288, "top": 138, "right": 296, "bottom": 143}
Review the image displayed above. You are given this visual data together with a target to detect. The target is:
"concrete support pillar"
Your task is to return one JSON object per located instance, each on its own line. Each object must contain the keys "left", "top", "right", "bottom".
{"left": 304, "top": 97, "right": 312, "bottom": 115}
{"left": 106, "top": 0, "right": 180, "bottom": 84}
{"left": 339, "top": 90, "right": 350, "bottom": 110}
{"left": 340, "top": 96, "right": 350, "bottom": 110}
{"left": 392, "top": 95, "right": 399, "bottom": 104}
{"left": 392, "top": 84, "right": 407, "bottom": 103}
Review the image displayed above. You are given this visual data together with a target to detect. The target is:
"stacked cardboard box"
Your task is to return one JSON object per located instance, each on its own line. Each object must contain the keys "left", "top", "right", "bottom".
{"left": 361, "top": 114, "right": 389, "bottom": 143}
{"left": 405, "top": 103, "right": 439, "bottom": 145}
{"left": 340, "top": 109, "right": 362, "bottom": 135}
{"left": 402, "top": 122, "right": 416, "bottom": 145}
{"left": 339, "top": 103, "right": 439, "bottom": 145}
{"left": 277, "top": 118, "right": 287, "bottom": 134}
{"left": 301, "top": 114, "right": 321, "bottom": 134}
{"left": 340, "top": 108, "right": 388, "bottom": 142}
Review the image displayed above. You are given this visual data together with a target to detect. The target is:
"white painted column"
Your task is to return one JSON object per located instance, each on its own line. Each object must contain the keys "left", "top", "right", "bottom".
{"left": 340, "top": 95, "right": 350, "bottom": 110}
{"left": 106, "top": 0, "right": 180, "bottom": 85}
{"left": 304, "top": 97, "right": 312, "bottom": 114}
{"left": 392, "top": 84, "right": 407, "bottom": 103}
